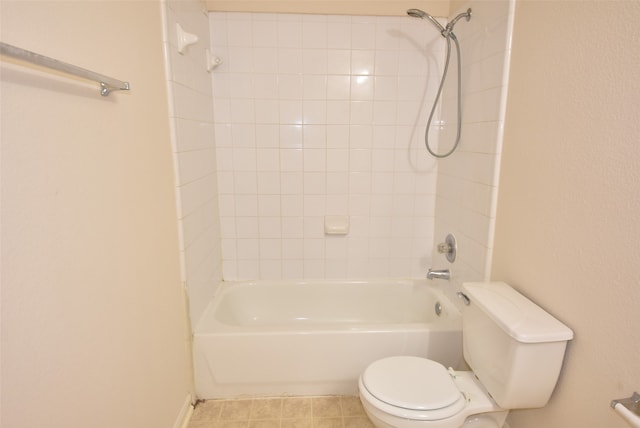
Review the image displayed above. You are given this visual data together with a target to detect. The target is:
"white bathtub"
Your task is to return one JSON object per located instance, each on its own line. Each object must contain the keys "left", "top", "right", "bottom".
{"left": 193, "top": 279, "right": 462, "bottom": 399}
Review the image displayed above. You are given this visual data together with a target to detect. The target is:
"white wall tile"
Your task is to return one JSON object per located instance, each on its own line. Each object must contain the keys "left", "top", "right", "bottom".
{"left": 227, "top": 19, "right": 253, "bottom": 46}
{"left": 177, "top": 149, "right": 216, "bottom": 184}
{"left": 278, "top": 21, "right": 303, "bottom": 48}
{"left": 303, "top": 195, "right": 326, "bottom": 216}
{"left": 351, "top": 76, "right": 374, "bottom": 100}
{"left": 303, "top": 148, "right": 326, "bottom": 171}
{"left": 233, "top": 171, "right": 257, "bottom": 194}
{"left": 432, "top": 0, "right": 513, "bottom": 303}
{"left": 175, "top": 119, "right": 216, "bottom": 152}
{"left": 302, "top": 100, "right": 327, "bottom": 125}
{"left": 375, "top": 50, "right": 399, "bottom": 76}
{"left": 325, "top": 194, "right": 348, "bottom": 214}
{"left": 351, "top": 23, "right": 376, "bottom": 50}
{"left": 279, "top": 125, "right": 303, "bottom": 148}
{"left": 255, "top": 100, "right": 279, "bottom": 124}
{"left": 280, "top": 173, "right": 303, "bottom": 195}
{"left": 327, "top": 75, "right": 350, "bottom": 99}
{"left": 281, "top": 216, "right": 303, "bottom": 238}
{"left": 303, "top": 125, "right": 326, "bottom": 148}
{"left": 231, "top": 124, "right": 256, "bottom": 147}
{"left": 258, "top": 194, "right": 281, "bottom": 216}
{"left": 327, "top": 50, "right": 351, "bottom": 75}
{"left": 228, "top": 47, "right": 254, "bottom": 72}
{"left": 255, "top": 124, "right": 280, "bottom": 147}
{"left": 279, "top": 101, "right": 303, "bottom": 125}
{"left": 350, "top": 101, "right": 373, "bottom": 124}
{"left": 252, "top": 47, "right": 279, "bottom": 73}
{"left": 326, "top": 101, "right": 351, "bottom": 124}
{"left": 209, "top": 12, "right": 449, "bottom": 281}
{"left": 252, "top": 21, "right": 278, "bottom": 47}
{"left": 351, "top": 51, "right": 375, "bottom": 76}
{"left": 327, "top": 22, "right": 351, "bottom": 49}
{"left": 259, "top": 217, "right": 282, "bottom": 239}
{"left": 303, "top": 76, "right": 327, "bottom": 99}
{"left": 259, "top": 260, "right": 282, "bottom": 279}
{"left": 303, "top": 22, "right": 328, "bottom": 48}
{"left": 235, "top": 217, "right": 259, "bottom": 238}
{"left": 278, "top": 49, "right": 303, "bottom": 73}
{"left": 303, "top": 172, "right": 326, "bottom": 194}
{"left": 256, "top": 148, "right": 280, "bottom": 171}
{"left": 167, "top": 0, "right": 223, "bottom": 325}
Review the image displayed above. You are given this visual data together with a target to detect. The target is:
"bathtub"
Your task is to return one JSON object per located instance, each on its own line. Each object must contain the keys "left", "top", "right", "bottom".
{"left": 193, "top": 279, "right": 462, "bottom": 399}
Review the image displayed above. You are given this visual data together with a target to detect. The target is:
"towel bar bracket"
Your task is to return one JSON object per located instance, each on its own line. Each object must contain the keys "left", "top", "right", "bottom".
{"left": 611, "top": 391, "right": 640, "bottom": 414}
{"left": 100, "top": 81, "right": 130, "bottom": 97}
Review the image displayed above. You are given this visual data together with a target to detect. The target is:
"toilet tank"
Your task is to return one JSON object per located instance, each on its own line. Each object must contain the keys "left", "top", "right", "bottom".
{"left": 462, "top": 282, "right": 573, "bottom": 409}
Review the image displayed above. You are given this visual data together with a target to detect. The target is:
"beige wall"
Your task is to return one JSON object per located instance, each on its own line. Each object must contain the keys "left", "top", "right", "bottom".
{"left": 1, "top": 1, "right": 192, "bottom": 427}
{"left": 492, "top": 1, "right": 640, "bottom": 427}
{"left": 205, "top": 0, "right": 449, "bottom": 17}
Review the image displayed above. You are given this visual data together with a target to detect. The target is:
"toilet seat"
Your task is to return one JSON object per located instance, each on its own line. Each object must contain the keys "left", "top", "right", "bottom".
{"left": 360, "top": 356, "right": 467, "bottom": 421}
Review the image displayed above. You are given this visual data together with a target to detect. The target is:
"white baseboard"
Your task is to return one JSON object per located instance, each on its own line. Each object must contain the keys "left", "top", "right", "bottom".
{"left": 173, "top": 393, "right": 194, "bottom": 428}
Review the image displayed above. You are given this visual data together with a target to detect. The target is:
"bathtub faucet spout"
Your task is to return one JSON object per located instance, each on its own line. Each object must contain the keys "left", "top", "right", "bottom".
{"left": 427, "top": 269, "right": 450, "bottom": 280}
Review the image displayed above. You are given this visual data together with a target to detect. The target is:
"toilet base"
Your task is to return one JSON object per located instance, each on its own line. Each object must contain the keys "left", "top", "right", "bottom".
{"left": 359, "top": 371, "right": 508, "bottom": 428}
{"left": 460, "top": 411, "right": 508, "bottom": 428}
{"left": 362, "top": 409, "right": 508, "bottom": 428}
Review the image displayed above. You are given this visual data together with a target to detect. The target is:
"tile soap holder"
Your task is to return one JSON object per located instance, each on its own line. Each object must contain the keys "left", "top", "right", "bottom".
{"left": 325, "top": 215, "right": 349, "bottom": 235}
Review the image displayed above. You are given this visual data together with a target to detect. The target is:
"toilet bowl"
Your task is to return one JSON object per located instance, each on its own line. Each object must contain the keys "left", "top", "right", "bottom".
{"left": 358, "top": 282, "right": 574, "bottom": 428}
{"left": 358, "top": 356, "right": 507, "bottom": 428}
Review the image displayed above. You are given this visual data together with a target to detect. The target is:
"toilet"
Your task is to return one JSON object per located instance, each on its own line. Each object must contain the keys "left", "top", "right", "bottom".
{"left": 358, "top": 282, "right": 574, "bottom": 428}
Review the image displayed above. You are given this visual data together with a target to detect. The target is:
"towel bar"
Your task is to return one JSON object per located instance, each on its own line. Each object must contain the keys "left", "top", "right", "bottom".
{"left": 0, "top": 41, "right": 130, "bottom": 96}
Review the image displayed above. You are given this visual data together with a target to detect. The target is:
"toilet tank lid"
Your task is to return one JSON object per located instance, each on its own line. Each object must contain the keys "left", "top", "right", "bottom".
{"left": 462, "top": 282, "right": 574, "bottom": 343}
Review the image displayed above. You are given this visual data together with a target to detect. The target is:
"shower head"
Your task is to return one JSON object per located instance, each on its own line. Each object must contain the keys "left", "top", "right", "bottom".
{"left": 407, "top": 8, "right": 472, "bottom": 39}
{"left": 406, "top": 8, "right": 446, "bottom": 33}
{"left": 448, "top": 8, "right": 473, "bottom": 28}
{"left": 406, "top": 8, "right": 426, "bottom": 18}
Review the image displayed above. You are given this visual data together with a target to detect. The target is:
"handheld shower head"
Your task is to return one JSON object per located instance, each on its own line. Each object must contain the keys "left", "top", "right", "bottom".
{"left": 406, "top": 8, "right": 427, "bottom": 18}
{"left": 406, "top": 8, "right": 446, "bottom": 33}
{"left": 407, "top": 8, "right": 472, "bottom": 40}
{"left": 406, "top": 7, "right": 473, "bottom": 158}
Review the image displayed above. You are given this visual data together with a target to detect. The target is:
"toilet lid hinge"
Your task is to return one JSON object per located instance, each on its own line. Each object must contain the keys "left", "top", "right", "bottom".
{"left": 447, "top": 367, "right": 457, "bottom": 378}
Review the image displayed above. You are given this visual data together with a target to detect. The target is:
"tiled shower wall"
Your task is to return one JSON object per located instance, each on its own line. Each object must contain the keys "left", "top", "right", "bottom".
{"left": 432, "top": 0, "right": 514, "bottom": 303}
{"left": 162, "top": 0, "right": 222, "bottom": 326}
{"left": 209, "top": 12, "right": 447, "bottom": 280}
{"left": 162, "top": 1, "right": 514, "bottom": 323}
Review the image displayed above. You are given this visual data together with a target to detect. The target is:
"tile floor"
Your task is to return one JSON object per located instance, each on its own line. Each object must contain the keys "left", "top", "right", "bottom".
{"left": 188, "top": 396, "right": 374, "bottom": 428}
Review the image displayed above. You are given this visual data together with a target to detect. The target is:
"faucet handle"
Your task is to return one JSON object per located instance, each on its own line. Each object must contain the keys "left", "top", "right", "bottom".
{"left": 437, "top": 242, "right": 452, "bottom": 253}
{"left": 437, "top": 233, "right": 457, "bottom": 263}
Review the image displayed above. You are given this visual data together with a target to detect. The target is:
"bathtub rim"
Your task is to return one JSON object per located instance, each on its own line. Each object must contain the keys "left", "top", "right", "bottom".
{"left": 194, "top": 277, "right": 462, "bottom": 335}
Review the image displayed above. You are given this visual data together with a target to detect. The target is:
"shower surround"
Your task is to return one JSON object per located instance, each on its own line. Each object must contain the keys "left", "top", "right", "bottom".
{"left": 210, "top": 12, "right": 446, "bottom": 281}
{"left": 432, "top": 0, "right": 514, "bottom": 305}
{"left": 209, "top": 2, "right": 513, "bottom": 289}
{"left": 161, "top": 1, "right": 514, "bottom": 326}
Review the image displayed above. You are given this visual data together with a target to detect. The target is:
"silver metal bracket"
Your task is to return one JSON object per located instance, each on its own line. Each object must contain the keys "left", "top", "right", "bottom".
{"left": 611, "top": 391, "right": 640, "bottom": 413}
{"left": 100, "top": 81, "right": 129, "bottom": 97}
